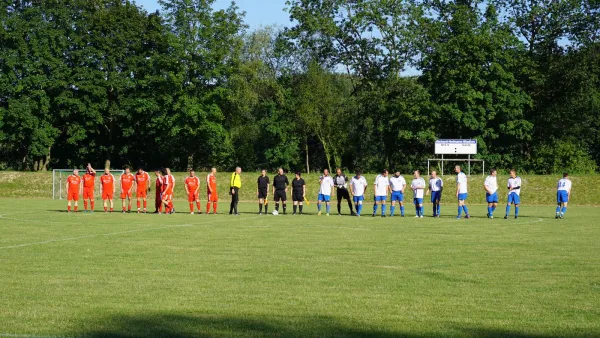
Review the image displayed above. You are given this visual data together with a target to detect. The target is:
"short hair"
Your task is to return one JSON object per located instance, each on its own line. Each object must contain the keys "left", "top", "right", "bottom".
{"left": 490, "top": 168, "right": 497, "bottom": 173}
{"left": 455, "top": 165, "right": 461, "bottom": 169}
{"left": 563, "top": 172, "right": 569, "bottom": 177}
{"left": 356, "top": 170, "right": 362, "bottom": 175}
{"left": 295, "top": 171, "right": 301, "bottom": 176}
{"left": 124, "top": 166, "right": 130, "bottom": 170}
{"left": 510, "top": 168, "right": 516, "bottom": 173}
{"left": 336, "top": 167, "right": 342, "bottom": 171}
{"left": 189, "top": 168, "right": 195, "bottom": 172}
{"left": 382, "top": 169, "right": 388, "bottom": 174}
{"left": 414, "top": 170, "right": 420, "bottom": 175}
{"left": 261, "top": 169, "right": 266, "bottom": 172}
{"left": 236, "top": 166, "right": 241, "bottom": 170}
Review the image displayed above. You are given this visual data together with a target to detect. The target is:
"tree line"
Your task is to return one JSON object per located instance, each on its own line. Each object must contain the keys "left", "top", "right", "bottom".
{"left": 0, "top": 0, "right": 598, "bottom": 174}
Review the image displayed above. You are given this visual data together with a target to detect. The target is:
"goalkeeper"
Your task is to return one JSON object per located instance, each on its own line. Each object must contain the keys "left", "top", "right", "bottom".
{"left": 334, "top": 168, "right": 355, "bottom": 215}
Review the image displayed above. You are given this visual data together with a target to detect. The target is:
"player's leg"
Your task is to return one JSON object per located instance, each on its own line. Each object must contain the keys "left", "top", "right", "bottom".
{"left": 282, "top": 193, "right": 287, "bottom": 214}
{"left": 336, "top": 190, "right": 342, "bottom": 215}
{"left": 109, "top": 197, "right": 114, "bottom": 212}
{"left": 128, "top": 194, "right": 133, "bottom": 212}
{"left": 67, "top": 194, "right": 72, "bottom": 212}
{"left": 561, "top": 201, "right": 568, "bottom": 218}
{"left": 143, "top": 196, "right": 148, "bottom": 213}
{"left": 390, "top": 195, "right": 397, "bottom": 217}
{"left": 274, "top": 192, "right": 280, "bottom": 213}
{"left": 259, "top": 196, "right": 264, "bottom": 214}
{"left": 188, "top": 193, "right": 194, "bottom": 214}
{"left": 317, "top": 194, "right": 323, "bottom": 215}
{"left": 298, "top": 201, "right": 303, "bottom": 215}
{"left": 137, "top": 195, "right": 142, "bottom": 213}
{"left": 293, "top": 200, "right": 297, "bottom": 215}
{"left": 380, "top": 198, "right": 386, "bottom": 217}
{"left": 457, "top": 198, "right": 464, "bottom": 218}
{"left": 373, "top": 198, "right": 379, "bottom": 216}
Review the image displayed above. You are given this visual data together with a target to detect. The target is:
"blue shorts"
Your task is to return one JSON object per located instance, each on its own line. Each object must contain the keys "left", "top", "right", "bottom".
{"left": 486, "top": 192, "right": 499, "bottom": 203}
{"left": 391, "top": 191, "right": 404, "bottom": 202}
{"left": 353, "top": 196, "right": 364, "bottom": 203}
{"left": 374, "top": 196, "right": 387, "bottom": 202}
{"left": 414, "top": 198, "right": 423, "bottom": 205}
{"left": 458, "top": 193, "right": 468, "bottom": 201}
{"left": 557, "top": 191, "right": 569, "bottom": 203}
{"left": 318, "top": 194, "right": 331, "bottom": 202}
{"left": 431, "top": 191, "right": 442, "bottom": 202}
{"left": 507, "top": 193, "right": 520, "bottom": 205}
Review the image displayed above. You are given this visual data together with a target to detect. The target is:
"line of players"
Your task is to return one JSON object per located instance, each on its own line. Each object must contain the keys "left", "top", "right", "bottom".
{"left": 64, "top": 164, "right": 573, "bottom": 219}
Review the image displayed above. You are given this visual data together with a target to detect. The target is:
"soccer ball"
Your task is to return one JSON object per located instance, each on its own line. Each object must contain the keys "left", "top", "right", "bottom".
{"left": 272, "top": 210, "right": 279, "bottom": 215}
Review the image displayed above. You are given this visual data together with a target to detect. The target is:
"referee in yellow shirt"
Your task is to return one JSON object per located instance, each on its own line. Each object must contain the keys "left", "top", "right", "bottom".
{"left": 229, "top": 167, "right": 242, "bottom": 215}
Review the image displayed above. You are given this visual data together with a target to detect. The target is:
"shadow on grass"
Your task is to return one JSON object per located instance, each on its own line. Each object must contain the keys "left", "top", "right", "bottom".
{"left": 72, "top": 313, "right": 598, "bottom": 338}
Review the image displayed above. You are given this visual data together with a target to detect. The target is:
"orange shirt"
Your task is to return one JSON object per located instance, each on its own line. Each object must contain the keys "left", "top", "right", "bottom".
{"left": 83, "top": 173, "right": 96, "bottom": 188}
{"left": 163, "top": 174, "right": 175, "bottom": 193}
{"left": 100, "top": 174, "right": 115, "bottom": 192}
{"left": 67, "top": 175, "right": 81, "bottom": 192}
{"left": 121, "top": 173, "right": 135, "bottom": 191}
{"left": 135, "top": 171, "right": 150, "bottom": 190}
{"left": 185, "top": 176, "right": 200, "bottom": 193}
{"left": 207, "top": 174, "right": 217, "bottom": 194}
{"left": 156, "top": 176, "right": 163, "bottom": 191}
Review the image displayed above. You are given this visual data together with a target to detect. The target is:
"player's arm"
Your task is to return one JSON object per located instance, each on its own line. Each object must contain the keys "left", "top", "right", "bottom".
{"left": 267, "top": 183, "right": 270, "bottom": 197}
{"left": 302, "top": 184, "right": 306, "bottom": 197}
{"left": 185, "top": 181, "right": 189, "bottom": 195}
{"left": 484, "top": 182, "right": 491, "bottom": 194}
{"left": 65, "top": 180, "right": 69, "bottom": 194}
{"left": 88, "top": 164, "right": 96, "bottom": 175}
{"left": 285, "top": 177, "right": 289, "bottom": 193}
{"left": 456, "top": 182, "right": 460, "bottom": 197}
{"left": 330, "top": 179, "right": 335, "bottom": 197}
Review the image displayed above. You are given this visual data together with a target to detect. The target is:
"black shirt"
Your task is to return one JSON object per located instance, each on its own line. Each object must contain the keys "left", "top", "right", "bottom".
{"left": 273, "top": 174, "right": 289, "bottom": 190}
{"left": 257, "top": 176, "right": 270, "bottom": 189}
{"left": 292, "top": 178, "right": 305, "bottom": 194}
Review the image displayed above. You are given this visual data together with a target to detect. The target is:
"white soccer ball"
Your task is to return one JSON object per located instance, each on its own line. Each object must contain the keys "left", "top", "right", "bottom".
{"left": 272, "top": 210, "right": 279, "bottom": 215}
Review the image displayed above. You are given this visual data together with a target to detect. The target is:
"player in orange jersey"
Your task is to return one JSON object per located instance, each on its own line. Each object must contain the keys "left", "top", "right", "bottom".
{"left": 185, "top": 169, "right": 202, "bottom": 214}
{"left": 153, "top": 169, "right": 164, "bottom": 213}
{"left": 135, "top": 167, "right": 151, "bottom": 214}
{"left": 82, "top": 163, "right": 97, "bottom": 213}
{"left": 100, "top": 168, "right": 116, "bottom": 212}
{"left": 162, "top": 168, "right": 176, "bottom": 214}
{"left": 206, "top": 167, "right": 218, "bottom": 214}
{"left": 66, "top": 169, "right": 82, "bottom": 212}
{"left": 120, "top": 167, "right": 136, "bottom": 213}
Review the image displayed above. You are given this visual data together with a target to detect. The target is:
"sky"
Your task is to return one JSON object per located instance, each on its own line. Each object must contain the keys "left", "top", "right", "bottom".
{"left": 134, "top": 0, "right": 292, "bottom": 29}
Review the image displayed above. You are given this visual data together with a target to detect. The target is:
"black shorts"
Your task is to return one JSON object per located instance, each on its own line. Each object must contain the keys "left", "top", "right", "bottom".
{"left": 292, "top": 193, "right": 303, "bottom": 202}
{"left": 258, "top": 188, "right": 268, "bottom": 199}
{"left": 274, "top": 190, "right": 287, "bottom": 202}
{"left": 337, "top": 188, "right": 351, "bottom": 201}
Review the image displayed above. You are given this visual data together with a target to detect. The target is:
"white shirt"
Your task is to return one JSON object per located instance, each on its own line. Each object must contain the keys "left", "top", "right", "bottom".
{"left": 411, "top": 178, "right": 426, "bottom": 198}
{"left": 389, "top": 176, "right": 406, "bottom": 192}
{"left": 508, "top": 177, "right": 521, "bottom": 196}
{"left": 374, "top": 175, "right": 389, "bottom": 196}
{"left": 456, "top": 172, "right": 468, "bottom": 194}
{"left": 350, "top": 176, "right": 368, "bottom": 197}
{"left": 484, "top": 175, "right": 498, "bottom": 194}
{"left": 319, "top": 175, "right": 334, "bottom": 195}
{"left": 429, "top": 177, "right": 443, "bottom": 192}
{"left": 557, "top": 178, "right": 572, "bottom": 192}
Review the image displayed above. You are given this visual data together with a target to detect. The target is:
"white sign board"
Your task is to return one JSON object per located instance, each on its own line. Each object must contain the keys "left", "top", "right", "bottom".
{"left": 435, "top": 139, "right": 477, "bottom": 155}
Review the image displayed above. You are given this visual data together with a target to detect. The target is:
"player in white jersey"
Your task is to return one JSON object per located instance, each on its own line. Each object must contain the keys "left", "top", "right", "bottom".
{"left": 505, "top": 169, "right": 522, "bottom": 219}
{"left": 317, "top": 169, "right": 335, "bottom": 216}
{"left": 426, "top": 171, "right": 443, "bottom": 217}
{"left": 411, "top": 170, "right": 426, "bottom": 218}
{"left": 484, "top": 168, "right": 499, "bottom": 218}
{"left": 455, "top": 165, "right": 470, "bottom": 219}
{"left": 389, "top": 171, "right": 406, "bottom": 217}
{"left": 556, "top": 172, "right": 572, "bottom": 219}
{"left": 372, "top": 169, "right": 391, "bottom": 217}
{"left": 350, "top": 170, "right": 368, "bottom": 216}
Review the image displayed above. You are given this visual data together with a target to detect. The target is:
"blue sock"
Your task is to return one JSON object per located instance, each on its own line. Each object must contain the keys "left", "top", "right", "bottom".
{"left": 373, "top": 204, "right": 378, "bottom": 214}
{"left": 381, "top": 204, "right": 386, "bottom": 215}
{"left": 400, "top": 206, "right": 405, "bottom": 216}
{"left": 437, "top": 204, "right": 441, "bottom": 215}
{"left": 318, "top": 203, "right": 322, "bottom": 212}
{"left": 492, "top": 206, "right": 496, "bottom": 212}
{"left": 357, "top": 204, "right": 362, "bottom": 215}
{"left": 506, "top": 205, "right": 510, "bottom": 215}
{"left": 488, "top": 206, "right": 492, "bottom": 216}
{"left": 463, "top": 205, "right": 469, "bottom": 215}
{"left": 556, "top": 206, "right": 560, "bottom": 213}
{"left": 458, "top": 206, "right": 462, "bottom": 216}
{"left": 420, "top": 206, "right": 424, "bottom": 216}
{"left": 326, "top": 204, "right": 331, "bottom": 214}
{"left": 561, "top": 206, "right": 567, "bottom": 214}
{"left": 390, "top": 206, "right": 395, "bottom": 216}
{"left": 515, "top": 206, "right": 519, "bottom": 216}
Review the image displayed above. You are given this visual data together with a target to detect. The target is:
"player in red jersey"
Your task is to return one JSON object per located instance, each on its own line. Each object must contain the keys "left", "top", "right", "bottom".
{"left": 162, "top": 168, "right": 176, "bottom": 214}
{"left": 82, "top": 163, "right": 97, "bottom": 213}
{"left": 66, "top": 169, "right": 82, "bottom": 212}
{"left": 100, "top": 168, "right": 116, "bottom": 212}
{"left": 154, "top": 169, "right": 164, "bottom": 213}
{"left": 206, "top": 167, "right": 218, "bottom": 214}
{"left": 185, "top": 169, "right": 202, "bottom": 214}
{"left": 120, "top": 167, "right": 136, "bottom": 213}
{"left": 135, "top": 167, "right": 150, "bottom": 213}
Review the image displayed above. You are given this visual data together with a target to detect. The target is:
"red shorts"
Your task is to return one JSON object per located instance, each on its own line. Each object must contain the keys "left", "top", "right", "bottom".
{"left": 102, "top": 191, "right": 114, "bottom": 200}
{"left": 83, "top": 188, "right": 94, "bottom": 199}
{"left": 121, "top": 191, "right": 132, "bottom": 199}
{"left": 137, "top": 189, "right": 147, "bottom": 198}
{"left": 67, "top": 190, "right": 79, "bottom": 201}
{"left": 207, "top": 192, "right": 218, "bottom": 202}
{"left": 188, "top": 192, "right": 199, "bottom": 202}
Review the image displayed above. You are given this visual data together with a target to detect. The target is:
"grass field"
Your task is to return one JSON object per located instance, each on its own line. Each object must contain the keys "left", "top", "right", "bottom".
{"left": 0, "top": 199, "right": 599, "bottom": 337}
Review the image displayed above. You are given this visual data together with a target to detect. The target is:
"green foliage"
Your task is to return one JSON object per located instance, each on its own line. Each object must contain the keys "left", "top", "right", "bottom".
{"left": 531, "top": 139, "right": 598, "bottom": 174}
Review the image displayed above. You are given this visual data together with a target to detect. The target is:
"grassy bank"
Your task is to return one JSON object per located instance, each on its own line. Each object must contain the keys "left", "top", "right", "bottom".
{"left": 0, "top": 171, "right": 598, "bottom": 205}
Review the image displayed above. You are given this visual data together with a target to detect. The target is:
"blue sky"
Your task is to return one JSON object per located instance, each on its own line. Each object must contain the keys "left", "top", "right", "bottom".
{"left": 134, "top": 0, "right": 291, "bottom": 29}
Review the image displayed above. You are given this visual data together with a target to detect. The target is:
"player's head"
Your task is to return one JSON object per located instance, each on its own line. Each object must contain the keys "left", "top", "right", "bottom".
{"left": 166, "top": 168, "right": 171, "bottom": 174}
{"left": 510, "top": 169, "right": 516, "bottom": 178}
{"left": 490, "top": 168, "right": 497, "bottom": 176}
{"left": 189, "top": 169, "right": 195, "bottom": 177}
{"left": 455, "top": 165, "right": 461, "bottom": 173}
{"left": 125, "top": 167, "right": 130, "bottom": 174}
{"left": 278, "top": 168, "right": 284, "bottom": 175}
{"left": 394, "top": 171, "right": 400, "bottom": 177}
{"left": 563, "top": 172, "right": 569, "bottom": 178}
{"left": 413, "top": 170, "right": 420, "bottom": 178}
{"left": 336, "top": 168, "right": 342, "bottom": 175}
{"left": 323, "top": 169, "right": 329, "bottom": 176}
{"left": 154, "top": 169, "right": 161, "bottom": 176}
{"left": 261, "top": 169, "right": 266, "bottom": 176}
{"left": 236, "top": 166, "right": 242, "bottom": 174}
{"left": 137, "top": 167, "right": 143, "bottom": 174}
{"left": 431, "top": 170, "right": 437, "bottom": 178}
{"left": 355, "top": 169, "right": 362, "bottom": 178}
{"left": 73, "top": 169, "right": 79, "bottom": 175}
{"left": 104, "top": 168, "right": 110, "bottom": 174}
{"left": 382, "top": 169, "right": 388, "bottom": 177}
{"left": 295, "top": 171, "right": 301, "bottom": 179}
{"left": 211, "top": 167, "right": 217, "bottom": 174}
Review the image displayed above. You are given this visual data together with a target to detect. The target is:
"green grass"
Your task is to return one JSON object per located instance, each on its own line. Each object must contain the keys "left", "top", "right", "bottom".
{"left": 0, "top": 199, "right": 599, "bottom": 337}
{"left": 1, "top": 171, "right": 599, "bottom": 205}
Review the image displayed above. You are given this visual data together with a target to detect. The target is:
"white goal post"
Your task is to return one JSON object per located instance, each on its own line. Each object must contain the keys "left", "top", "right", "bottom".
{"left": 52, "top": 169, "right": 124, "bottom": 200}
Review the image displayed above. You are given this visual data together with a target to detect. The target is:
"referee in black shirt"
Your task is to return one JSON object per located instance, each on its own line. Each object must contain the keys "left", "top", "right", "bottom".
{"left": 257, "top": 169, "right": 270, "bottom": 215}
{"left": 272, "top": 168, "right": 289, "bottom": 214}
{"left": 291, "top": 172, "right": 306, "bottom": 215}
{"left": 335, "top": 168, "right": 355, "bottom": 215}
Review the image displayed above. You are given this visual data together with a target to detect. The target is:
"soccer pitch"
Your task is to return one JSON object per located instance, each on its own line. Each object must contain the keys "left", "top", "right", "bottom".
{"left": 0, "top": 200, "right": 599, "bottom": 337}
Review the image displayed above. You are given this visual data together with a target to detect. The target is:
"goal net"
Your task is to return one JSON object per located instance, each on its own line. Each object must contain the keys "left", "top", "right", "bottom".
{"left": 52, "top": 169, "right": 125, "bottom": 200}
